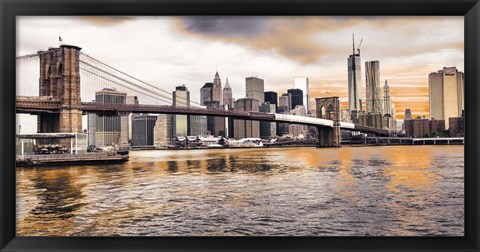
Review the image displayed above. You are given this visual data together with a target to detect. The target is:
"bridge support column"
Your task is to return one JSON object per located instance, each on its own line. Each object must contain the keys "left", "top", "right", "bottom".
{"left": 37, "top": 44, "right": 83, "bottom": 146}
{"left": 317, "top": 125, "right": 340, "bottom": 147}
{"left": 315, "top": 96, "right": 341, "bottom": 147}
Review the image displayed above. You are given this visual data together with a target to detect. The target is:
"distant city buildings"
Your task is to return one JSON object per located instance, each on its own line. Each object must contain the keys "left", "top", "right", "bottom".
{"left": 293, "top": 77, "right": 310, "bottom": 112}
{"left": 404, "top": 117, "right": 446, "bottom": 138}
{"left": 429, "top": 66, "right": 464, "bottom": 129}
{"left": 246, "top": 77, "right": 265, "bottom": 104}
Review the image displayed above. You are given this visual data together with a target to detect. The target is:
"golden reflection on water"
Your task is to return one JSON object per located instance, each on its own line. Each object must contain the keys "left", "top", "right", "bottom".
{"left": 16, "top": 146, "right": 464, "bottom": 236}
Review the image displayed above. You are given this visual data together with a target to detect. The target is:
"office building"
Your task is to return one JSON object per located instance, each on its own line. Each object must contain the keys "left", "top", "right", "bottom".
{"left": 223, "top": 78, "right": 233, "bottom": 109}
{"left": 277, "top": 93, "right": 291, "bottom": 136}
{"left": 153, "top": 114, "right": 174, "bottom": 147}
{"left": 278, "top": 93, "right": 292, "bottom": 113}
{"left": 293, "top": 77, "right": 310, "bottom": 112}
{"left": 234, "top": 98, "right": 260, "bottom": 139}
{"left": 358, "top": 113, "right": 383, "bottom": 129}
{"left": 365, "top": 60, "right": 382, "bottom": 114}
{"left": 246, "top": 77, "right": 264, "bottom": 104}
{"left": 405, "top": 109, "right": 412, "bottom": 120}
{"left": 382, "top": 80, "right": 395, "bottom": 129}
{"left": 88, "top": 88, "right": 127, "bottom": 147}
{"left": 173, "top": 85, "right": 190, "bottom": 137}
{"left": 289, "top": 105, "right": 308, "bottom": 138}
{"left": 287, "top": 88, "right": 303, "bottom": 110}
{"left": 204, "top": 101, "right": 225, "bottom": 137}
{"left": 213, "top": 71, "right": 222, "bottom": 104}
{"left": 264, "top": 91, "right": 278, "bottom": 107}
{"left": 404, "top": 117, "right": 445, "bottom": 138}
{"left": 200, "top": 82, "right": 213, "bottom": 106}
{"left": 348, "top": 35, "right": 362, "bottom": 113}
{"left": 429, "top": 66, "right": 464, "bottom": 129}
{"left": 259, "top": 102, "right": 277, "bottom": 139}
{"left": 132, "top": 114, "right": 157, "bottom": 146}
{"left": 126, "top": 96, "right": 139, "bottom": 144}
{"left": 449, "top": 111, "right": 465, "bottom": 137}
{"left": 201, "top": 82, "right": 221, "bottom": 136}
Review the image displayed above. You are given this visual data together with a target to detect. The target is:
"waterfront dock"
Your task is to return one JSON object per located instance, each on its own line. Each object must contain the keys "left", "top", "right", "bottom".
{"left": 16, "top": 152, "right": 129, "bottom": 167}
{"left": 343, "top": 137, "right": 464, "bottom": 146}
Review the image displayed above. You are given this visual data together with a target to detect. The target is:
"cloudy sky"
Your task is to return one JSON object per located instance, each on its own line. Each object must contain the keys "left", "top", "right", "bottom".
{"left": 17, "top": 16, "right": 463, "bottom": 131}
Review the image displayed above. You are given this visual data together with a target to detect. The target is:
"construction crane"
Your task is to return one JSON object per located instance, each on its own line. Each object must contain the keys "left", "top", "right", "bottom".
{"left": 357, "top": 38, "right": 363, "bottom": 55}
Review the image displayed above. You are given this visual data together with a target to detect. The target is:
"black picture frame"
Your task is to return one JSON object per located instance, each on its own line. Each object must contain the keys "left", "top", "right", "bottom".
{"left": 1, "top": 0, "right": 479, "bottom": 251}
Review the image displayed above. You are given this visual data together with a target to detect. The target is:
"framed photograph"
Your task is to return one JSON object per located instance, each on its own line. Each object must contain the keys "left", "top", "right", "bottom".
{"left": 1, "top": 0, "right": 479, "bottom": 251}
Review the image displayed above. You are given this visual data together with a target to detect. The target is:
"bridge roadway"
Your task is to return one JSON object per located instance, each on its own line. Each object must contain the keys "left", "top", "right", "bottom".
{"left": 16, "top": 96, "right": 389, "bottom": 135}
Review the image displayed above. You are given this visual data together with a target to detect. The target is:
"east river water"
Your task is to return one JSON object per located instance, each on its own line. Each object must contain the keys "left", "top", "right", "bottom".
{"left": 16, "top": 145, "right": 464, "bottom": 236}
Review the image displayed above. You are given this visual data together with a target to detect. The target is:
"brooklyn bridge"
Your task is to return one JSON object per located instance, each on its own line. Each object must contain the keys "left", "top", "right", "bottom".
{"left": 16, "top": 44, "right": 389, "bottom": 147}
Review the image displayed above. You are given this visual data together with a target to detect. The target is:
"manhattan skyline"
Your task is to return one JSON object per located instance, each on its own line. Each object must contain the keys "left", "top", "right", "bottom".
{"left": 17, "top": 16, "right": 463, "bottom": 122}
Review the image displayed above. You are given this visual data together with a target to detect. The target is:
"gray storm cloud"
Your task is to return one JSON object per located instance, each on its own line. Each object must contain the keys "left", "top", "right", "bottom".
{"left": 180, "top": 16, "right": 272, "bottom": 38}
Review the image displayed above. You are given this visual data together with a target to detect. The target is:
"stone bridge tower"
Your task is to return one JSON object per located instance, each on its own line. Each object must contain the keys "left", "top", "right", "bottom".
{"left": 37, "top": 45, "right": 82, "bottom": 134}
{"left": 315, "top": 97, "right": 341, "bottom": 147}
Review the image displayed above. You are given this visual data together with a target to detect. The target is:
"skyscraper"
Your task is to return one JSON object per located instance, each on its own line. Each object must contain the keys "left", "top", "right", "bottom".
{"left": 383, "top": 80, "right": 392, "bottom": 115}
{"left": 88, "top": 88, "right": 127, "bottom": 147}
{"left": 246, "top": 77, "right": 264, "bottom": 104}
{"left": 365, "top": 60, "right": 382, "bottom": 114}
{"left": 278, "top": 93, "right": 292, "bottom": 113}
{"left": 204, "top": 101, "right": 225, "bottom": 137}
{"left": 132, "top": 114, "right": 157, "bottom": 146}
{"left": 404, "top": 109, "right": 412, "bottom": 120}
{"left": 213, "top": 71, "right": 222, "bottom": 104}
{"left": 264, "top": 91, "right": 278, "bottom": 106}
{"left": 172, "top": 85, "right": 190, "bottom": 137}
{"left": 348, "top": 34, "right": 362, "bottom": 113}
{"left": 429, "top": 66, "right": 464, "bottom": 129}
{"left": 287, "top": 88, "right": 303, "bottom": 110}
{"left": 126, "top": 96, "right": 139, "bottom": 144}
{"left": 153, "top": 114, "right": 173, "bottom": 147}
{"left": 293, "top": 77, "right": 310, "bottom": 112}
{"left": 234, "top": 98, "right": 260, "bottom": 139}
{"left": 223, "top": 78, "right": 233, "bottom": 109}
{"left": 382, "top": 80, "right": 395, "bottom": 129}
{"left": 200, "top": 82, "right": 213, "bottom": 106}
{"left": 289, "top": 105, "right": 308, "bottom": 138}
{"left": 259, "top": 102, "right": 276, "bottom": 139}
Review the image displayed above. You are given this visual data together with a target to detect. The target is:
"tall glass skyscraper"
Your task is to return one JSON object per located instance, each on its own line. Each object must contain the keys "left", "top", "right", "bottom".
{"left": 348, "top": 35, "right": 362, "bottom": 113}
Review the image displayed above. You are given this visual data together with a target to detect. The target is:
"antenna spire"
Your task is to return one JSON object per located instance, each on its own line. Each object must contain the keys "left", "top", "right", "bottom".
{"left": 352, "top": 33, "right": 355, "bottom": 56}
